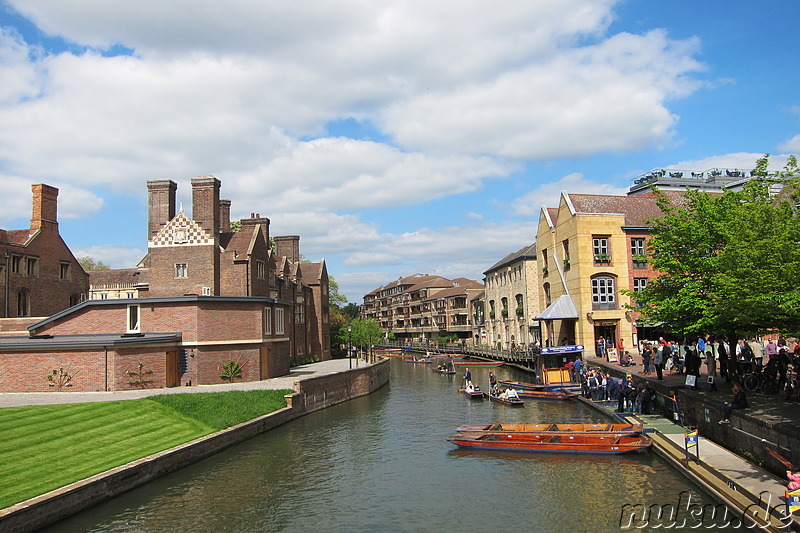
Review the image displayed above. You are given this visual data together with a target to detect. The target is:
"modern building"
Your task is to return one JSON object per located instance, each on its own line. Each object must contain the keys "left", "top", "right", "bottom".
{"left": 361, "top": 274, "right": 483, "bottom": 343}
{"left": 0, "top": 178, "right": 330, "bottom": 392}
{"left": 535, "top": 191, "right": 678, "bottom": 355}
{"left": 0, "top": 184, "right": 88, "bottom": 327}
{"left": 480, "top": 244, "right": 540, "bottom": 350}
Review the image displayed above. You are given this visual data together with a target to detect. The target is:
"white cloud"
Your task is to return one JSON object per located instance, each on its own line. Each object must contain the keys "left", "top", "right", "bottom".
{"left": 72, "top": 245, "right": 146, "bottom": 269}
{"left": 513, "top": 172, "right": 629, "bottom": 216}
{"left": 778, "top": 136, "right": 800, "bottom": 154}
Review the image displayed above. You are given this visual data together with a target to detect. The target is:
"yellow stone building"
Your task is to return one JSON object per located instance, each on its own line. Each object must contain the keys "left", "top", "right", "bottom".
{"left": 535, "top": 191, "right": 671, "bottom": 356}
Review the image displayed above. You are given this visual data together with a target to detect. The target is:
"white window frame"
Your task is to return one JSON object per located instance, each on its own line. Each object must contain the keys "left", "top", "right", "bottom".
{"left": 593, "top": 237, "right": 609, "bottom": 257}
{"left": 175, "top": 263, "right": 188, "bottom": 279}
{"left": 276, "top": 308, "right": 285, "bottom": 335}
{"left": 264, "top": 307, "right": 272, "bottom": 335}
{"left": 591, "top": 276, "right": 616, "bottom": 307}
{"left": 127, "top": 304, "right": 141, "bottom": 333}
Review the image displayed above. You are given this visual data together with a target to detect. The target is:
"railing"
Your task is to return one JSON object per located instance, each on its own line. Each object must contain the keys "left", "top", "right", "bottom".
{"left": 374, "top": 340, "right": 541, "bottom": 368}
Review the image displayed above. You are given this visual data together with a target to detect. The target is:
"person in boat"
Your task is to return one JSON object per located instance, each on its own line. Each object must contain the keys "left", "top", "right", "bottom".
{"left": 464, "top": 368, "right": 473, "bottom": 388}
{"left": 488, "top": 372, "right": 497, "bottom": 394}
{"left": 506, "top": 388, "right": 519, "bottom": 400}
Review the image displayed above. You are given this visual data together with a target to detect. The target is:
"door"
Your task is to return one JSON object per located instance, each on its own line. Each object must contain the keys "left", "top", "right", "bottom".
{"left": 165, "top": 350, "right": 178, "bottom": 387}
{"left": 260, "top": 346, "right": 269, "bottom": 380}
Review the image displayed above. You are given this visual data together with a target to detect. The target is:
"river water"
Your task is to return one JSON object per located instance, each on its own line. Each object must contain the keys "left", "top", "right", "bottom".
{"left": 43, "top": 358, "right": 737, "bottom": 532}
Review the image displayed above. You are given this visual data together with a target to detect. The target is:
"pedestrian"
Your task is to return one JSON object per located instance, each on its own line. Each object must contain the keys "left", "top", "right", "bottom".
{"left": 718, "top": 337, "right": 730, "bottom": 382}
{"left": 719, "top": 383, "right": 748, "bottom": 424}
{"left": 653, "top": 342, "right": 664, "bottom": 381}
{"left": 705, "top": 347, "right": 718, "bottom": 391}
{"left": 642, "top": 343, "right": 652, "bottom": 375}
{"left": 571, "top": 357, "right": 583, "bottom": 383}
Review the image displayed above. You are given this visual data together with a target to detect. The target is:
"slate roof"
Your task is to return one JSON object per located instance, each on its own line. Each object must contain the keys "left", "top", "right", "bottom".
{"left": 0, "top": 229, "right": 35, "bottom": 246}
{"left": 484, "top": 243, "right": 536, "bottom": 274}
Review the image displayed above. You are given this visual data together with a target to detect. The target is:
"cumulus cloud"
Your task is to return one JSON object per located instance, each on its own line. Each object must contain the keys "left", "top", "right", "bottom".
{"left": 72, "top": 245, "right": 147, "bottom": 269}
{"left": 513, "top": 172, "right": 629, "bottom": 216}
{"left": 778, "top": 136, "right": 800, "bottom": 154}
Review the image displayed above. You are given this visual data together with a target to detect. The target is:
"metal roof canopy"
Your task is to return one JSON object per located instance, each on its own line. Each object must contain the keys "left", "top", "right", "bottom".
{"left": 535, "top": 295, "right": 579, "bottom": 320}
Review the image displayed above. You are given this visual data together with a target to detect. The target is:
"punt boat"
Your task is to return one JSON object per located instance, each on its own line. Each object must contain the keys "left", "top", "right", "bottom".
{"left": 454, "top": 422, "right": 643, "bottom": 437}
{"left": 483, "top": 392, "right": 524, "bottom": 406}
{"left": 447, "top": 433, "right": 652, "bottom": 454}
{"left": 459, "top": 387, "right": 484, "bottom": 399}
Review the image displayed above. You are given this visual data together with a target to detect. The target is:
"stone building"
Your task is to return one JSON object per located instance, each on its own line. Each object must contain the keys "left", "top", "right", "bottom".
{"left": 0, "top": 177, "right": 330, "bottom": 392}
{"left": 535, "top": 191, "right": 674, "bottom": 354}
{"left": 0, "top": 184, "right": 88, "bottom": 327}
{"left": 481, "top": 243, "right": 540, "bottom": 350}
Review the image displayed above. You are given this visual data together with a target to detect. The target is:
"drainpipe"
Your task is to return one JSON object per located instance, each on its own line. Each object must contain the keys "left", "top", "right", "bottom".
{"left": 104, "top": 346, "right": 109, "bottom": 391}
{"left": 3, "top": 252, "right": 9, "bottom": 317}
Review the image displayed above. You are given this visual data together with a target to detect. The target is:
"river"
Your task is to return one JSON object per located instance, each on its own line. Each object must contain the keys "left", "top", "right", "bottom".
{"left": 42, "top": 358, "right": 737, "bottom": 532}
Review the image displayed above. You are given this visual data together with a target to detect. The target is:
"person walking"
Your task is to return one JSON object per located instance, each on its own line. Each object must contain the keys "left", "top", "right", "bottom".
{"left": 653, "top": 342, "right": 664, "bottom": 381}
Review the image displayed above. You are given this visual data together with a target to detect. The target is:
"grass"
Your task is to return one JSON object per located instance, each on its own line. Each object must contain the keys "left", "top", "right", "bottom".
{"left": 0, "top": 389, "right": 291, "bottom": 509}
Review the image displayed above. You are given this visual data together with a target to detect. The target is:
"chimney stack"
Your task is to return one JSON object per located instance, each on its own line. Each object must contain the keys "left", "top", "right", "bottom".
{"left": 147, "top": 179, "right": 177, "bottom": 241}
{"left": 219, "top": 199, "right": 231, "bottom": 233}
{"left": 275, "top": 235, "right": 300, "bottom": 263}
{"left": 30, "top": 184, "right": 59, "bottom": 231}
{"left": 191, "top": 176, "right": 221, "bottom": 236}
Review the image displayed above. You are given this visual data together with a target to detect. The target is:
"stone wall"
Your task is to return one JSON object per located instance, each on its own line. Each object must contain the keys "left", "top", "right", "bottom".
{"left": 0, "top": 359, "right": 389, "bottom": 533}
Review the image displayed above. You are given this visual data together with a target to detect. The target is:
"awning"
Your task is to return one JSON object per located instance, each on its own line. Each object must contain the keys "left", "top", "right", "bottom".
{"left": 534, "top": 295, "right": 578, "bottom": 320}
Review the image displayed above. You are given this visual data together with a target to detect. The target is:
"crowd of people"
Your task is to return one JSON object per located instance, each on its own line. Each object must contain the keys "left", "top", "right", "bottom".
{"left": 574, "top": 368, "right": 656, "bottom": 414}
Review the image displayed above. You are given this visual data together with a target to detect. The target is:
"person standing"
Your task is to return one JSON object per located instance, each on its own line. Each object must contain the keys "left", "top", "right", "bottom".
{"left": 642, "top": 343, "right": 652, "bottom": 375}
{"left": 464, "top": 368, "right": 473, "bottom": 388}
{"left": 572, "top": 357, "right": 584, "bottom": 383}
{"left": 488, "top": 371, "right": 497, "bottom": 394}
{"left": 705, "top": 347, "right": 718, "bottom": 391}
{"left": 653, "top": 342, "right": 664, "bottom": 380}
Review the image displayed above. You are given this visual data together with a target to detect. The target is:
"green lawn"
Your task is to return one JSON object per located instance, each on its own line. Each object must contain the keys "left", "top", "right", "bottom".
{"left": 0, "top": 390, "right": 291, "bottom": 509}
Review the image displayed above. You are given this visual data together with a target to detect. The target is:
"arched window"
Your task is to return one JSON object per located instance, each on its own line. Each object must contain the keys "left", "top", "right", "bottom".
{"left": 591, "top": 275, "right": 616, "bottom": 310}
{"left": 543, "top": 283, "right": 551, "bottom": 307}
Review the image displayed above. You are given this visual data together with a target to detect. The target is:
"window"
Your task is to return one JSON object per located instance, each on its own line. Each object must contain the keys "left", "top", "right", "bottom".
{"left": 175, "top": 263, "right": 188, "bottom": 278}
{"left": 10, "top": 255, "right": 21, "bottom": 274}
{"left": 264, "top": 307, "right": 272, "bottom": 335}
{"left": 126, "top": 292, "right": 135, "bottom": 299}
{"left": 276, "top": 308, "right": 285, "bottom": 334}
{"left": 25, "top": 257, "right": 38, "bottom": 277}
{"left": 593, "top": 237, "right": 610, "bottom": 261}
{"left": 17, "top": 289, "right": 30, "bottom": 316}
{"left": 202, "top": 286, "right": 212, "bottom": 296}
{"left": 256, "top": 260, "right": 266, "bottom": 280}
{"left": 100, "top": 293, "right": 109, "bottom": 300}
{"left": 543, "top": 282, "right": 551, "bottom": 307}
{"left": 562, "top": 239, "right": 570, "bottom": 269}
{"left": 591, "top": 276, "right": 616, "bottom": 309}
{"left": 631, "top": 238, "right": 646, "bottom": 257}
{"left": 127, "top": 304, "right": 141, "bottom": 332}
{"left": 633, "top": 278, "right": 648, "bottom": 307}
{"left": 541, "top": 249, "right": 548, "bottom": 268}
{"left": 295, "top": 302, "right": 305, "bottom": 324}
{"left": 60, "top": 262, "right": 71, "bottom": 281}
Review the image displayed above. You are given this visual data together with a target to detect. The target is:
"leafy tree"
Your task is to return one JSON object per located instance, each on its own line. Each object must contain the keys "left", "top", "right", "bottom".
{"left": 630, "top": 154, "right": 800, "bottom": 342}
{"left": 78, "top": 256, "right": 110, "bottom": 271}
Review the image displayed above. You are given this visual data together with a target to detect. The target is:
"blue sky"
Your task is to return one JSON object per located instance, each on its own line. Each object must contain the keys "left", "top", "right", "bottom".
{"left": 1, "top": 1, "right": 798, "bottom": 304}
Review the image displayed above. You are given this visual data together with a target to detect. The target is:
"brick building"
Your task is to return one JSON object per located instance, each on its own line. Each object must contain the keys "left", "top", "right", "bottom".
{"left": 0, "top": 184, "right": 88, "bottom": 325}
{"left": 0, "top": 178, "right": 330, "bottom": 392}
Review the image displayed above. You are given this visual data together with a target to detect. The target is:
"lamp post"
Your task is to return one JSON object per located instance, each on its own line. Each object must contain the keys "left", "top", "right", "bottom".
{"left": 348, "top": 324, "right": 353, "bottom": 369}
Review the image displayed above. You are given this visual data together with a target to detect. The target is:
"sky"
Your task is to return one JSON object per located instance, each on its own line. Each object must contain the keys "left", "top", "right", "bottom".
{"left": 1, "top": 1, "right": 799, "bottom": 305}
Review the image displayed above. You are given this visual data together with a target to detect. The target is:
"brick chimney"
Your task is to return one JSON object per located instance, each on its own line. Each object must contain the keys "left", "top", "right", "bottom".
{"left": 191, "top": 176, "right": 221, "bottom": 236}
{"left": 275, "top": 235, "right": 300, "bottom": 263}
{"left": 30, "top": 184, "right": 59, "bottom": 231}
{"left": 219, "top": 199, "right": 231, "bottom": 233}
{"left": 241, "top": 213, "right": 270, "bottom": 243}
{"left": 147, "top": 179, "right": 177, "bottom": 241}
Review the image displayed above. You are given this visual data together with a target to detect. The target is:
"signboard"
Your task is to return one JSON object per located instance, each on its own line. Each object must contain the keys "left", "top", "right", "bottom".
{"left": 787, "top": 488, "right": 800, "bottom": 514}
{"left": 607, "top": 348, "right": 618, "bottom": 362}
{"left": 684, "top": 429, "right": 698, "bottom": 449}
{"left": 541, "top": 345, "right": 584, "bottom": 355}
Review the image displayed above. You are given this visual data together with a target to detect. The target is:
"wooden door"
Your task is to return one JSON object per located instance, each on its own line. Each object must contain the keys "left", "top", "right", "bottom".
{"left": 166, "top": 350, "right": 178, "bottom": 387}
{"left": 260, "top": 346, "right": 269, "bottom": 380}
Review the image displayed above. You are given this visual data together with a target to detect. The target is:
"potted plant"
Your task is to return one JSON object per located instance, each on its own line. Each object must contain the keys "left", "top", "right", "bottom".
{"left": 594, "top": 253, "right": 611, "bottom": 263}
{"left": 516, "top": 305, "right": 525, "bottom": 317}
{"left": 542, "top": 265, "right": 549, "bottom": 276}
{"left": 489, "top": 310, "right": 496, "bottom": 319}
{"left": 501, "top": 308, "right": 509, "bottom": 318}
{"left": 563, "top": 257, "right": 570, "bottom": 269}
{"left": 632, "top": 254, "right": 648, "bottom": 265}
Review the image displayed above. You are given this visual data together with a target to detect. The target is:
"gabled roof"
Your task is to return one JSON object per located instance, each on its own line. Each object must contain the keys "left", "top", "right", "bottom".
{"left": 0, "top": 229, "right": 36, "bottom": 246}
{"left": 484, "top": 243, "right": 536, "bottom": 274}
{"left": 565, "top": 191, "right": 684, "bottom": 227}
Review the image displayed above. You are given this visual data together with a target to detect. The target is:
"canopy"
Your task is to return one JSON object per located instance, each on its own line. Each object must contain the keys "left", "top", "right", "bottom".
{"left": 534, "top": 295, "right": 578, "bottom": 320}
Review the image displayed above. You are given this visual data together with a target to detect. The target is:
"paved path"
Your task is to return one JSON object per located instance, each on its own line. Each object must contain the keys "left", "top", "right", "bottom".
{"left": 0, "top": 358, "right": 357, "bottom": 408}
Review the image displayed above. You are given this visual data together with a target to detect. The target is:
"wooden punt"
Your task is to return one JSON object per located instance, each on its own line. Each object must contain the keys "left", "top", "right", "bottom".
{"left": 459, "top": 387, "right": 484, "bottom": 399}
{"left": 433, "top": 368, "right": 457, "bottom": 374}
{"left": 454, "top": 422, "right": 643, "bottom": 437}
{"left": 453, "top": 361, "right": 504, "bottom": 367}
{"left": 497, "top": 380, "right": 567, "bottom": 391}
{"left": 483, "top": 392, "right": 524, "bottom": 406}
{"left": 405, "top": 358, "right": 431, "bottom": 364}
{"left": 447, "top": 433, "right": 652, "bottom": 454}
{"left": 515, "top": 389, "right": 576, "bottom": 401}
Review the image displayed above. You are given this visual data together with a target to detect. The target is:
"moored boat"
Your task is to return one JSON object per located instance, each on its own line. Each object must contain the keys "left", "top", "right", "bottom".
{"left": 447, "top": 433, "right": 652, "bottom": 454}
{"left": 497, "top": 380, "right": 567, "bottom": 391}
{"left": 515, "top": 389, "right": 576, "bottom": 401}
{"left": 453, "top": 361, "right": 504, "bottom": 367}
{"left": 454, "top": 422, "right": 643, "bottom": 436}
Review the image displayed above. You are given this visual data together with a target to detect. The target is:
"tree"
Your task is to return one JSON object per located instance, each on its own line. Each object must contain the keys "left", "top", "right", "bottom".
{"left": 78, "top": 256, "right": 110, "bottom": 271}
{"left": 630, "top": 154, "right": 800, "bottom": 341}
{"left": 349, "top": 317, "right": 384, "bottom": 356}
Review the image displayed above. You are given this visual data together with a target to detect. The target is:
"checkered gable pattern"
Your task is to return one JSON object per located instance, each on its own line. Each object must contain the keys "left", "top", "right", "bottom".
{"left": 149, "top": 211, "right": 213, "bottom": 247}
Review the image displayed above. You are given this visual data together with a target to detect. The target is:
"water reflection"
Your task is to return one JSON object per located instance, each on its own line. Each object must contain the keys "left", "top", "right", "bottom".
{"left": 42, "top": 358, "right": 735, "bottom": 532}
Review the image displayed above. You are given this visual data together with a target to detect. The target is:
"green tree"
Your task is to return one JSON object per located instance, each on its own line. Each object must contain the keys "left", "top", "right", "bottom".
{"left": 78, "top": 256, "right": 110, "bottom": 271}
{"left": 630, "top": 154, "right": 800, "bottom": 342}
{"left": 348, "top": 317, "right": 384, "bottom": 355}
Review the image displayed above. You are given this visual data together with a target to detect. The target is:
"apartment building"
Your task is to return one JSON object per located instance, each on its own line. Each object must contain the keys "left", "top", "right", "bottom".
{"left": 362, "top": 274, "right": 483, "bottom": 342}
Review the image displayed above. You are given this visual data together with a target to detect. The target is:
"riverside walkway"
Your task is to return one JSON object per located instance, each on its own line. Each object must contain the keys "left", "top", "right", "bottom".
{"left": 575, "top": 354, "right": 800, "bottom": 531}
{"left": 0, "top": 358, "right": 356, "bottom": 408}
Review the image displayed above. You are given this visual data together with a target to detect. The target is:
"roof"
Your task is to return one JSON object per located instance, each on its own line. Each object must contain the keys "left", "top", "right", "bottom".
{"left": 0, "top": 229, "right": 36, "bottom": 246}
{"left": 484, "top": 243, "right": 536, "bottom": 274}
{"left": 0, "top": 332, "right": 182, "bottom": 351}
{"left": 565, "top": 191, "right": 684, "bottom": 227}
{"left": 88, "top": 268, "right": 144, "bottom": 287}
{"left": 535, "top": 295, "right": 578, "bottom": 320}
